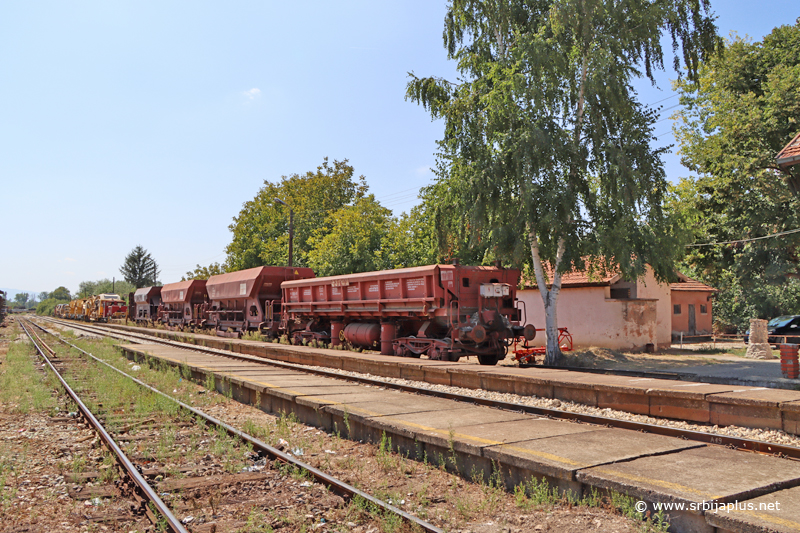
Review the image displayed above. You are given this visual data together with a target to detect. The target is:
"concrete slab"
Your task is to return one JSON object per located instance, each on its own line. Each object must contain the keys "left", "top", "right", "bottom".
{"left": 485, "top": 428, "right": 702, "bottom": 482}
{"left": 707, "top": 388, "right": 800, "bottom": 430}
{"left": 409, "top": 417, "right": 598, "bottom": 457}
{"left": 783, "top": 401, "right": 800, "bottom": 435}
{"left": 284, "top": 385, "right": 367, "bottom": 396}
{"left": 706, "top": 485, "right": 800, "bottom": 533}
{"left": 324, "top": 392, "right": 472, "bottom": 419}
{"left": 379, "top": 405, "right": 531, "bottom": 430}
{"left": 579, "top": 445, "right": 800, "bottom": 506}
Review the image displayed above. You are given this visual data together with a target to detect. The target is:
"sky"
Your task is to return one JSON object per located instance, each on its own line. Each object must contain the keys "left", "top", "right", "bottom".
{"left": 1, "top": 1, "right": 795, "bottom": 297}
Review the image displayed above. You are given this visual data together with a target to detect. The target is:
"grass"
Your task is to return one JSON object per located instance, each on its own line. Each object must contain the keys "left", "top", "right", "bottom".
{"left": 43, "top": 332, "right": 258, "bottom": 474}
{"left": 513, "top": 476, "right": 670, "bottom": 533}
{"left": 43, "top": 324, "right": 671, "bottom": 532}
{"left": 0, "top": 339, "right": 61, "bottom": 415}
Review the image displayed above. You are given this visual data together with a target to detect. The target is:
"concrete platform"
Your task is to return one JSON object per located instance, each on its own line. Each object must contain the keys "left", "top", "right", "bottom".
{"left": 104, "top": 323, "right": 800, "bottom": 435}
{"left": 118, "top": 341, "right": 800, "bottom": 532}
{"left": 579, "top": 446, "right": 800, "bottom": 532}
{"left": 484, "top": 428, "right": 703, "bottom": 483}
{"left": 706, "top": 485, "right": 800, "bottom": 533}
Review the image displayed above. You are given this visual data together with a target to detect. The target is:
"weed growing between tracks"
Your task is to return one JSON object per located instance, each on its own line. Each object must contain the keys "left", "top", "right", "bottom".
{"left": 0, "top": 337, "right": 61, "bottom": 414}
{"left": 57, "top": 330, "right": 663, "bottom": 532}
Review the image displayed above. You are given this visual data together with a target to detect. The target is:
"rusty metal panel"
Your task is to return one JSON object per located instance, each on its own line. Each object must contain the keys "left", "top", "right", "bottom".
{"left": 161, "top": 280, "right": 207, "bottom": 304}
{"left": 134, "top": 286, "right": 162, "bottom": 304}
{"left": 207, "top": 266, "right": 314, "bottom": 301}
{"left": 282, "top": 264, "right": 521, "bottom": 319}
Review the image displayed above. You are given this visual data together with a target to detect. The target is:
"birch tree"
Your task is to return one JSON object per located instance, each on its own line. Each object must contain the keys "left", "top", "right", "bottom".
{"left": 407, "top": 0, "right": 718, "bottom": 364}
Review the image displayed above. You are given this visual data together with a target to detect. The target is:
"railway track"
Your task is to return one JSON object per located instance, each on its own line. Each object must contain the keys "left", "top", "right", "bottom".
{"left": 22, "top": 318, "right": 442, "bottom": 533}
{"left": 43, "top": 317, "right": 800, "bottom": 462}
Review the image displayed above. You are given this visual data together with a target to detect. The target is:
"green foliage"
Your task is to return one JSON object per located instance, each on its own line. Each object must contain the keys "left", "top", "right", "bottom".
{"left": 407, "top": 0, "right": 718, "bottom": 362}
{"left": 307, "top": 195, "right": 392, "bottom": 276}
{"left": 51, "top": 286, "right": 70, "bottom": 300}
{"left": 182, "top": 262, "right": 227, "bottom": 281}
{"left": 673, "top": 20, "right": 800, "bottom": 330}
{"left": 36, "top": 298, "right": 69, "bottom": 316}
{"left": 709, "top": 271, "right": 800, "bottom": 332}
{"left": 119, "top": 245, "right": 160, "bottom": 288}
{"left": 376, "top": 204, "right": 439, "bottom": 269}
{"left": 78, "top": 278, "right": 135, "bottom": 300}
{"left": 227, "top": 158, "right": 437, "bottom": 275}
{"left": 226, "top": 158, "right": 368, "bottom": 270}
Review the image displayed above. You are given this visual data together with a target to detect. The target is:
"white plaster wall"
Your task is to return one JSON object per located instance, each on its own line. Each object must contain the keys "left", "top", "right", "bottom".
{"left": 635, "top": 267, "right": 672, "bottom": 347}
{"left": 518, "top": 266, "right": 672, "bottom": 351}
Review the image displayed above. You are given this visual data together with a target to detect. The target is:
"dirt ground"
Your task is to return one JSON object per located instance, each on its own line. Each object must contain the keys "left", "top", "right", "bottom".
{"left": 0, "top": 319, "right": 658, "bottom": 533}
{"left": 493, "top": 342, "right": 774, "bottom": 372}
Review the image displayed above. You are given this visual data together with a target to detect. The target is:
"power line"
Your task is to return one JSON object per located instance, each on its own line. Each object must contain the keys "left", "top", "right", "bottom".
{"left": 646, "top": 93, "right": 678, "bottom": 106}
{"left": 687, "top": 228, "right": 800, "bottom": 247}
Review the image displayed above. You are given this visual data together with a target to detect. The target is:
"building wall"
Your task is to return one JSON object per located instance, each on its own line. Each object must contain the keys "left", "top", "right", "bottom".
{"left": 636, "top": 267, "right": 673, "bottom": 347}
{"left": 670, "top": 291, "right": 713, "bottom": 337}
{"left": 518, "top": 268, "right": 672, "bottom": 351}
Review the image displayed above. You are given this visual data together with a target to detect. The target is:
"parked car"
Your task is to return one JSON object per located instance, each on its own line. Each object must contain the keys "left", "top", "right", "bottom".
{"left": 745, "top": 315, "right": 800, "bottom": 344}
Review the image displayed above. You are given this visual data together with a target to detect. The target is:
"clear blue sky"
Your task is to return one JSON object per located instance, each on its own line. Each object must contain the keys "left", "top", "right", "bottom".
{"left": 1, "top": 1, "right": 794, "bottom": 296}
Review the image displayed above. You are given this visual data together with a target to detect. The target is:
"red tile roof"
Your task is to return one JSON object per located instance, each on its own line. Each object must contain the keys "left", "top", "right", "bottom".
{"left": 777, "top": 131, "right": 800, "bottom": 169}
{"left": 669, "top": 273, "right": 716, "bottom": 292}
{"left": 522, "top": 261, "right": 620, "bottom": 288}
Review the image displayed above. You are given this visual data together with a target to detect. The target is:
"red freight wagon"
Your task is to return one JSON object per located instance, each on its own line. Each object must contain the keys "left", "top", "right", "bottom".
{"left": 206, "top": 266, "right": 314, "bottom": 337}
{"left": 281, "top": 262, "right": 535, "bottom": 365}
{"left": 158, "top": 280, "right": 208, "bottom": 329}
{"left": 133, "top": 286, "right": 162, "bottom": 325}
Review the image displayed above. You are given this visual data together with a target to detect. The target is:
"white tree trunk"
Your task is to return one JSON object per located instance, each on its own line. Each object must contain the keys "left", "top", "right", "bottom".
{"left": 529, "top": 230, "right": 566, "bottom": 366}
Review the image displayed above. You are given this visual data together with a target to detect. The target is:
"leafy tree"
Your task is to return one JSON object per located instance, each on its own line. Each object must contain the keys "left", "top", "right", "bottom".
{"left": 182, "top": 262, "right": 227, "bottom": 281}
{"left": 376, "top": 205, "right": 439, "bottom": 270}
{"left": 307, "top": 195, "right": 393, "bottom": 276}
{"left": 38, "top": 291, "right": 50, "bottom": 302}
{"left": 51, "top": 286, "right": 71, "bottom": 301}
{"left": 407, "top": 0, "right": 718, "bottom": 364}
{"left": 14, "top": 293, "right": 28, "bottom": 306}
{"left": 226, "top": 158, "right": 367, "bottom": 270}
{"left": 674, "top": 20, "right": 800, "bottom": 290}
{"left": 78, "top": 279, "right": 135, "bottom": 300}
{"left": 120, "top": 246, "right": 160, "bottom": 288}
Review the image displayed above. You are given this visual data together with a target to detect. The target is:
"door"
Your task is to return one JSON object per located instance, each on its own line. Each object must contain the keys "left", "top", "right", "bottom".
{"left": 688, "top": 304, "right": 696, "bottom": 336}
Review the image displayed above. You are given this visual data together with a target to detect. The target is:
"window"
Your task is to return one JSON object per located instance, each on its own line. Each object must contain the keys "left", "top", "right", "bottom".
{"left": 610, "top": 288, "right": 630, "bottom": 299}
{"left": 700, "top": 304, "right": 707, "bottom": 315}
{"left": 673, "top": 304, "right": 681, "bottom": 315}
{"left": 462, "top": 278, "right": 470, "bottom": 288}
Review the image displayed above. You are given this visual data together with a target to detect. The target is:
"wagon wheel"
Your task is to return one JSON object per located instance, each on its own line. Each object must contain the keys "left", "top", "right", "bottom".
{"left": 428, "top": 346, "right": 444, "bottom": 360}
{"left": 393, "top": 345, "right": 406, "bottom": 357}
{"left": 477, "top": 354, "right": 500, "bottom": 366}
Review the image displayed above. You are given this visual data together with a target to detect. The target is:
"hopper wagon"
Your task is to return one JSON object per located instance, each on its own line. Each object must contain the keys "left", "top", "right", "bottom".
{"left": 158, "top": 280, "right": 208, "bottom": 329}
{"left": 281, "top": 261, "right": 535, "bottom": 365}
{"left": 206, "top": 266, "right": 314, "bottom": 337}
{"left": 133, "top": 286, "right": 162, "bottom": 325}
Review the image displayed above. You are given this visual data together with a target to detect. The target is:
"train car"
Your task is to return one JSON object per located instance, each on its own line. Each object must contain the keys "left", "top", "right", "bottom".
{"left": 54, "top": 303, "right": 66, "bottom": 318}
{"left": 71, "top": 298, "right": 92, "bottom": 321}
{"left": 0, "top": 290, "right": 6, "bottom": 323}
{"left": 89, "top": 293, "right": 127, "bottom": 322}
{"left": 205, "top": 266, "right": 315, "bottom": 337}
{"left": 158, "top": 280, "right": 208, "bottom": 329}
{"left": 281, "top": 261, "right": 535, "bottom": 365}
{"left": 133, "top": 286, "right": 162, "bottom": 325}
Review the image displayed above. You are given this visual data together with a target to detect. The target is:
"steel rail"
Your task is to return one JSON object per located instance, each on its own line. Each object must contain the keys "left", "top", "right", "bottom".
{"left": 19, "top": 320, "right": 190, "bottom": 533}
{"left": 32, "top": 318, "right": 444, "bottom": 533}
{"left": 44, "top": 317, "right": 800, "bottom": 461}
